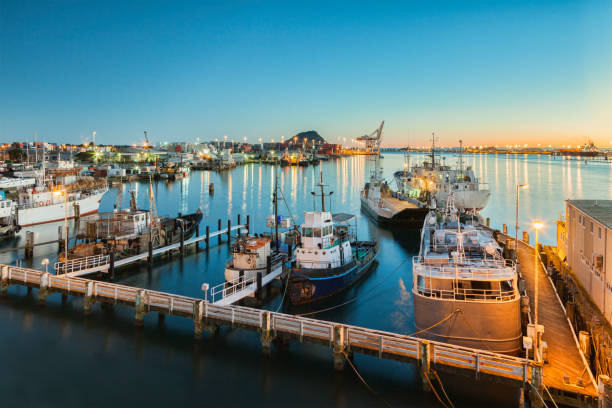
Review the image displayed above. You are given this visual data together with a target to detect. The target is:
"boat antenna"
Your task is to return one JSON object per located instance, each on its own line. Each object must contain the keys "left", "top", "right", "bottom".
{"left": 273, "top": 168, "right": 279, "bottom": 250}
{"left": 458, "top": 139, "right": 464, "bottom": 174}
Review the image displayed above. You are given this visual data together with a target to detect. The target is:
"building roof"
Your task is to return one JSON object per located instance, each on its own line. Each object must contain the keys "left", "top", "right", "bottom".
{"left": 567, "top": 200, "right": 612, "bottom": 230}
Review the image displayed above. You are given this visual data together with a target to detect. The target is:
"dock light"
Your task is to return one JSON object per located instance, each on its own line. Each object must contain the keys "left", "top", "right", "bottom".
{"left": 201, "top": 283, "right": 209, "bottom": 303}
{"left": 533, "top": 220, "right": 543, "bottom": 230}
{"left": 41, "top": 258, "right": 49, "bottom": 274}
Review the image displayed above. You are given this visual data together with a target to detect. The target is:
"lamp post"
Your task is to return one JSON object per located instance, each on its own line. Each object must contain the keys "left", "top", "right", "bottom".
{"left": 515, "top": 184, "right": 528, "bottom": 256}
{"left": 41, "top": 258, "right": 49, "bottom": 274}
{"left": 201, "top": 283, "right": 209, "bottom": 303}
{"left": 533, "top": 220, "right": 543, "bottom": 361}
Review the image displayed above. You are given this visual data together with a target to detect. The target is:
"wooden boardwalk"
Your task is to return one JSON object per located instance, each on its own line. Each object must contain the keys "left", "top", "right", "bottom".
{"left": 515, "top": 239, "right": 598, "bottom": 405}
{"left": 0, "top": 263, "right": 543, "bottom": 397}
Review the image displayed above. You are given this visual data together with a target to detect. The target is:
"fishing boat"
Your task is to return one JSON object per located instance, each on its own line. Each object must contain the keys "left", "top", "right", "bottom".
{"left": 288, "top": 172, "right": 378, "bottom": 305}
{"left": 62, "top": 186, "right": 202, "bottom": 263}
{"left": 359, "top": 121, "right": 428, "bottom": 227}
{"left": 393, "top": 138, "right": 490, "bottom": 212}
{"left": 412, "top": 196, "right": 521, "bottom": 354}
{"left": 0, "top": 191, "right": 20, "bottom": 239}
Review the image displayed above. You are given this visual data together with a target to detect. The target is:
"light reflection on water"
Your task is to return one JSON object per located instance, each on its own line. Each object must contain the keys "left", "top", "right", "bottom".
{"left": 0, "top": 153, "right": 609, "bottom": 407}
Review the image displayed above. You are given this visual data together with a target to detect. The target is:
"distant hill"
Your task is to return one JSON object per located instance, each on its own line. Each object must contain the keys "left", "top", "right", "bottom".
{"left": 294, "top": 131, "right": 326, "bottom": 144}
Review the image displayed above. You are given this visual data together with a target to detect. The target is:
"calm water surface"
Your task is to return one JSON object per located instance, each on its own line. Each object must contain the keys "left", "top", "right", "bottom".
{"left": 1, "top": 153, "right": 610, "bottom": 407}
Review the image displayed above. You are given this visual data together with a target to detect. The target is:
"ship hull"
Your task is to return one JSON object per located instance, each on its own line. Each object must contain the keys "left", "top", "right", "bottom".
{"left": 224, "top": 260, "right": 283, "bottom": 282}
{"left": 360, "top": 194, "right": 428, "bottom": 228}
{"left": 288, "top": 242, "right": 377, "bottom": 305}
{"left": 17, "top": 190, "right": 107, "bottom": 226}
{"left": 413, "top": 292, "right": 522, "bottom": 355}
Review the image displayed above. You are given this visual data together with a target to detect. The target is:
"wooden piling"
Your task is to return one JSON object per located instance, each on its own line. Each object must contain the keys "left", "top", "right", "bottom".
{"left": 209, "top": 182, "right": 214, "bottom": 194}
{"left": 237, "top": 214, "right": 241, "bottom": 235}
{"left": 246, "top": 215, "right": 250, "bottom": 235}
{"left": 39, "top": 273, "right": 49, "bottom": 305}
{"left": 419, "top": 340, "right": 432, "bottom": 392}
{"left": 25, "top": 231, "right": 34, "bottom": 259}
{"left": 260, "top": 310, "right": 272, "bottom": 355}
{"left": 217, "top": 219, "right": 222, "bottom": 245}
{"left": 193, "top": 300, "right": 203, "bottom": 339}
{"left": 180, "top": 227, "right": 185, "bottom": 257}
{"left": 58, "top": 226, "right": 64, "bottom": 253}
{"left": 332, "top": 325, "right": 345, "bottom": 371}
{"left": 503, "top": 224, "right": 508, "bottom": 234}
{"left": 109, "top": 250, "right": 115, "bottom": 282}
{"left": 148, "top": 240, "right": 153, "bottom": 269}
{"left": 227, "top": 219, "right": 231, "bottom": 242}
{"left": 256, "top": 271, "right": 263, "bottom": 301}
{"left": 195, "top": 224, "right": 200, "bottom": 251}
{"left": 134, "top": 290, "right": 146, "bottom": 326}
{"left": 598, "top": 375, "right": 612, "bottom": 408}
{"left": 486, "top": 217, "right": 490, "bottom": 227}
{"left": 74, "top": 203, "right": 80, "bottom": 220}
{"left": 83, "top": 281, "right": 93, "bottom": 316}
{"left": 205, "top": 225, "right": 210, "bottom": 250}
{"left": 0, "top": 265, "right": 8, "bottom": 296}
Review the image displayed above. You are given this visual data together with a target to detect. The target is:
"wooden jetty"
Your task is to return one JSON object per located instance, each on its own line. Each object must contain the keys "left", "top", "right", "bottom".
{"left": 0, "top": 262, "right": 542, "bottom": 398}
{"left": 498, "top": 232, "right": 599, "bottom": 407}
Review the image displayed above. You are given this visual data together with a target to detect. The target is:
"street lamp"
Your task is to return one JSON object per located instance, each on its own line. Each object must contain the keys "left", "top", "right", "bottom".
{"left": 533, "top": 220, "right": 544, "bottom": 361}
{"left": 515, "top": 184, "right": 528, "bottom": 256}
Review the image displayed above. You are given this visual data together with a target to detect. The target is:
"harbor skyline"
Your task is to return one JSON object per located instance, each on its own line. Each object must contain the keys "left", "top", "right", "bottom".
{"left": 2, "top": 0, "right": 611, "bottom": 147}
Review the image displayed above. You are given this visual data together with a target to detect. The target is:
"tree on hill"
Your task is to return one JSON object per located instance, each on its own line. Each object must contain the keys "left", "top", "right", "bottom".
{"left": 293, "top": 131, "right": 326, "bottom": 144}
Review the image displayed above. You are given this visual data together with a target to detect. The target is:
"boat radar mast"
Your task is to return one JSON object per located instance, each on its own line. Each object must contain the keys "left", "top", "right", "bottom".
{"left": 311, "top": 171, "right": 333, "bottom": 212}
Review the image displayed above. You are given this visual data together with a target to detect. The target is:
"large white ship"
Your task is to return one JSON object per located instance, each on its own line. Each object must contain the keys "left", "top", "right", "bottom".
{"left": 412, "top": 197, "right": 521, "bottom": 354}
{"left": 394, "top": 139, "right": 490, "bottom": 212}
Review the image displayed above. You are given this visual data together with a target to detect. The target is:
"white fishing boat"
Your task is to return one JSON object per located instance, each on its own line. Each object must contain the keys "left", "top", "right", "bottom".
{"left": 394, "top": 138, "right": 490, "bottom": 212}
{"left": 412, "top": 196, "right": 521, "bottom": 354}
{"left": 224, "top": 236, "right": 285, "bottom": 281}
{"left": 0, "top": 193, "right": 20, "bottom": 238}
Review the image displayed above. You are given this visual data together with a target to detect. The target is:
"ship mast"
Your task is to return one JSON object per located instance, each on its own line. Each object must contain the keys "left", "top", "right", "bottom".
{"left": 458, "top": 139, "right": 464, "bottom": 174}
{"left": 311, "top": 170, "right": 333, "bottom": 212}
{"left": 430, "top": 132, "right": 436, "bottom": 168}
{"left": 273, "top": 170, "right": 279, "bottom": 250}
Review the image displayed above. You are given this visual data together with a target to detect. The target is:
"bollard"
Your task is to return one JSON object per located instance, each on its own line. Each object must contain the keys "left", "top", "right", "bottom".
{"left": 195, "top": 224, "right": 200, "bottom": 250}
{"left": 332, "top": 325, "right": 345, "bottom": 371}
{"left": 246, "top": 215, "right": 250, "bottom": 235}
{"left": 135, "top": 290, "right": 146, "bottom": 326}
{"left": 206, "top": 225, "right": 210, "bottom": 250}
{"left": 0, "top": 265, "right": 8, "bottom": 296}
{"left": 218, "top": 219, "right": 222, "bottom": 245}
{"left": 227, "top": 219, "right": 231, "bottom": 242}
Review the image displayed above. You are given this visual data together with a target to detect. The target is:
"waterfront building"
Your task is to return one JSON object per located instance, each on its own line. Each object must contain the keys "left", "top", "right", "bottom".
{"left": 557, "top": 200, "right": 612, "bottom": 322}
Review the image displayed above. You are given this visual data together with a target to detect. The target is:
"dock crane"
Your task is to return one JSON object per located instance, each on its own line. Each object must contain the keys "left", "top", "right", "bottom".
{"left": 144, "top": 131, "right": 150, "bottom": 148}
{"left": 356, "top": 121, "right": 385, "bottom": 181}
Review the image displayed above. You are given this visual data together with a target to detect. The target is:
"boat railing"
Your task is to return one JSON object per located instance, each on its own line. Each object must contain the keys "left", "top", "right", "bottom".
{"left": 210, "top": 274, "right": 257, "bottom": 304}
{"left": 415, "top": 286, "right": 517, "bottom": 302}
{"left": 296, "top": 259, "right": 345, "bottom": 269}
{"left": 413, "top": 256, "right": 516, "bottom": 280}
{"left": 415, "top": 255, "right": 514, "bottom": 267}
{"left": 54, "top": 254, "right": 110, "bottom": 274}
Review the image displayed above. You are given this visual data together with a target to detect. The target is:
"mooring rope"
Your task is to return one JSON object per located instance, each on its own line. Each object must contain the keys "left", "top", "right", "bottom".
{"left": 342, "top": 351, "right": 394, "bottom": 408}
{"left": 432, "top": 369, "right": 455, "bottom": 408}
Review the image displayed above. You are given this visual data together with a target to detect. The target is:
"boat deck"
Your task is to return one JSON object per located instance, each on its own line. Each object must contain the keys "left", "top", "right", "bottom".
{"left": 380, "top": 194, "right": 422, "bottom": 211}
{"left": 515, "top": 239, "right": 598, "bottom": 403}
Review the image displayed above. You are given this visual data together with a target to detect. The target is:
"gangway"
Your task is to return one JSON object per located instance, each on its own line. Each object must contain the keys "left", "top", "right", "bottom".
{"left": 55, "top": 254, "right": 110, "bottom": 276}
{"left": 211, "top": 264, "right": 283, "bottom": 306}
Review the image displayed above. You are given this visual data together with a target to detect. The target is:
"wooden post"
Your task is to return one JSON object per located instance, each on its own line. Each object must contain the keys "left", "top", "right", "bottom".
{"left": 237, "top": 214, "right": 241, "bottom": 236}
{"left": 109, "top": 250, "right": 115, "bottom": 282}
{"left": 419, "top": 340, "right": 432, "bottom": 392}
{"left": 217, "top": 219, "right": 222, "bottom": 245}
{"left": 148, "top": 240, "right": 153, "bottom": 269}
{"left": 256, "top": 271, "right": 263, "bottom": 301}
{"left": 180, "top": 227, "right": 185, "bottom": 257}
{"left": 260, "top": 310, "right": 272, "bottom": 355}
{"left": 25, "top": 231, "right": 34, "bottom": 259}
{"left": 529, "top": 363, "right": 544, "bottom": 408}
{"left": 39, "top": 273, "right": 49, "bottom": 305}
{"left": 74, "top": 203, "right": 80, "bottom": 220}
{"left": 227, "top": 219, "right": 231, "bottom": 242}
{"left": 83, "top": 281, "right": 94, "bottom": 316}
{"left": 195, "top": 224, "right": 200, "bottom": 251}
{"left": 265, "top": 255, "right": 272, "bottom": 298}
{"left": 209, "top": 182, "right": 214, "bottom": 194}
{"left": 135, "top": 290, "right": 146, "bottom": 326}
{"left": 58, "top": 226, "right": 64, "bottom": 253}
{"left": 0, "top": 265, "right": 8, "bottom": 297}
{"left": 246, "top": 215, "right": 250, "bottom": 235}
{"left": 206, "top": 225, "right": 210, "bottom": 250}
{"left": 503, "top": 224, "right": 508, "bottom": 235}
{"left": 486, "top": 217, "right": 490, "bottom": 227}
{"left": 193, "top": 300, "right": 203, "bottom": 339}
{"left": 332, "top": 325, "right": 345, "bottom": 371}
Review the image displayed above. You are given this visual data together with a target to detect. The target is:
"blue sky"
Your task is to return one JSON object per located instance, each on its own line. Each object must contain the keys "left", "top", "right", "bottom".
{"left": 1, "top": 0, "right": 611, "bottom": 147}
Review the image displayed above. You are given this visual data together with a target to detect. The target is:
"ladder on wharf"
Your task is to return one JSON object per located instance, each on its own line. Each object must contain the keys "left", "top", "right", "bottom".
{"left": 1, "top": 263, "right": 545, "bottom": 400}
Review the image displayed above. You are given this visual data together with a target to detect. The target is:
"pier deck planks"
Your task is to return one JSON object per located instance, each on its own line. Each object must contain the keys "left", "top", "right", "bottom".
{"left": 517, "top": 240, "right": 597, "bottom": 398}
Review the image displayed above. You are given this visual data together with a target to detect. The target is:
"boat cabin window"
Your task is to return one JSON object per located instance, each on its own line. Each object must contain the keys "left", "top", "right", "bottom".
{"left": 313, "top": 227, "right": 321, "bottom": 237}
{"left": 302, "top": 227, "right": 313, "bottom": 237}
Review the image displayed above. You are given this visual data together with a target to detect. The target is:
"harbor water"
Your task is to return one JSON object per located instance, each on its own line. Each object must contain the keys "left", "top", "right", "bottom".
{"left": 1, "top": 153, "right": 610, "bottom": 407}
